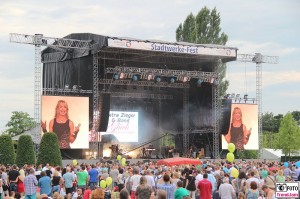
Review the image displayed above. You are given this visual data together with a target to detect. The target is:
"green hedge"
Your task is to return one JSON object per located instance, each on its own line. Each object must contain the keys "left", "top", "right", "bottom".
{"left": 0, "top": 134, "right": 16, "bottom": 165}
{"left": 37, "top": 132, "right": 62, "bottom": 166}
{"left": 16, "top": 135, "right": 35, "bottom": 166}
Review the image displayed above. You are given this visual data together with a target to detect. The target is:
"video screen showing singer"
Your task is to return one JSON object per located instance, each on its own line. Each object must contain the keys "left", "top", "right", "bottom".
{"left": 41, "top": 100, "right": 81, "bottom": 148}
{"left": 224, "top": 107, "right": 252, "bottom": 150}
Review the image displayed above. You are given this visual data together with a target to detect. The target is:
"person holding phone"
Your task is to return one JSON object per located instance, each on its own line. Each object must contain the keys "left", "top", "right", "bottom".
{"left": 224, "top": 107, "right": 252, "bottom": 150}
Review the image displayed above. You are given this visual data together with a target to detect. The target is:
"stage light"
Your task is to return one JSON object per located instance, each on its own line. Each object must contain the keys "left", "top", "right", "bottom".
{"left": 147, "top": 74, "right": 154, "bottom": 80}
{"left": 197, "top": 79, "right": 203, "bottom": 86}
{"left": 72, "top": 85, "right": 78, "bottom": 90}
{"left": 65, "top": 84, "right": 69, "bottom": 89}
{"left": 182, "top": 76, "right": 190, "bottom": 82}
{"left": 170, "top": 77, "right": 176, "bottom": 83}
{"left": 120, "top": 72, "right": 127, "bottom": 79}
{"left": 103, "top": 149, "right": 111, "bottom": 157}
{"left": 213, "top": 79, "right": 219, "bottom": 86}
{"left": 244, "top": 94, "right": 248, "bottom": 100}
{"left": 225, "top": 94, "right": 231, "bottom": 99}
{"left": 231, "top": 93, "right": 235, "bottom": 98}
{"left": 155, "top": 76, "right": 161, "bottom": 82}
{"left": 140, "top": 74, "right": 147, "bottom": 80}
{"left": 132, "top": 75, "right": 138, "bottom": 81}
{"left": 113, "top": 74, "right": 119, "bottom": 80}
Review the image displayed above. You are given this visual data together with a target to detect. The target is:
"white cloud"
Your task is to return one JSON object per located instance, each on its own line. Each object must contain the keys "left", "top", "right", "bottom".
{"left": 226, "top": 70, "right": 300, "bottom": 94}
{"left": 227, "top": 40, "right": 299, "bottom": 57}
{"left": 280, "top": 92, "right": 300, "bottom": 97}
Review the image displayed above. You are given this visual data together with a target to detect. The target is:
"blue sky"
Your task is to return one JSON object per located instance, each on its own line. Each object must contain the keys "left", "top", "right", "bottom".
{"left": 0, "top": 0, "right": 299, "bottom": 131}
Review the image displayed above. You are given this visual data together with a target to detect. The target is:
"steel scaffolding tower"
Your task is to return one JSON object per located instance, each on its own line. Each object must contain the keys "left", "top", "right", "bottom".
{"left": 9, "top": 33, "right": 94, "bottom": 153}
{"left": 237, "top": 53, "right": 278, "bottom": 158}
{"left": 213, "top": 78, "right": 220, "bottom": 159}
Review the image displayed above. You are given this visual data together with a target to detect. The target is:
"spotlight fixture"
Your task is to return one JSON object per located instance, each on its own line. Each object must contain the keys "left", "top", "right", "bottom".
{"left": 213, "top": 79, "right": 219, "bottom": 86}
{"left": 113, "top": 74, "right": 119, "bottom": 80}
{"left": 178, "top": 76, "right": 190, "bottom": 82}
{"left": 132, "top": 75, "right": 138, "bottom": 81}
{"left": 197, "top": 79, "right": 203, "bottom": 86}
{"left": 147, "top": 74, "right": 154, "bottom": 81}
{"left": 65, "top": 84, "right": 69, "bottom": 89}
{"left": 170, "top": 77, "right": 176, "bottom": 83}
{"left": 120, "top": 72, "right": 127, "bottom": 79}
{"left": 155, "top": 76, "right": 161, "bottom": 82}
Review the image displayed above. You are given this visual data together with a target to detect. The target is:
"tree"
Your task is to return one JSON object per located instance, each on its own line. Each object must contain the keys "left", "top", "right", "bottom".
{"left": 5, "top": 111, "right": 35, "bottom": 137}
{"left": 273, "top": 113, "right": 300, "bottom": 158}
{"left": 291, "top": 111, "right": 300, "bottom": 125}
{"left": 16, "top": 135, "right": 35, "bottom": 166}
{"left": 237, "top": 150, "right": 258, "bottom": 159}
{"left": 37, "top": 132, "right": 62, "bottom": 166}
{"left": 0, "top": 134, "right": 16, "bottom": 165}
{"left": 176, "top": 7, "right": 229, "bottom": 97}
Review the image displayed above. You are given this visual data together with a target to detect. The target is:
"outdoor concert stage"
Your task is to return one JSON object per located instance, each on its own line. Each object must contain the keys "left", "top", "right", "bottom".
{"left": 41, "top": 33, "right": 237, "bottom": 160}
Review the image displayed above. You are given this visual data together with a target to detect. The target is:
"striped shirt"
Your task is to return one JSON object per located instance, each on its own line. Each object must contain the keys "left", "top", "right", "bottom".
{"left": 157, "top": 183, "right": 176, "bottom": 199}
{"left": 24, "top": 174, "right": 38, "bottom": 195}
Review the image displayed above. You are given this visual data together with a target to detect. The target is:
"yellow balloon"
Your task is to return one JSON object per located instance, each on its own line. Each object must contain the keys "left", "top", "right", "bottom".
{"left": 122, "top": 161, "right": 126, "bottom": 166}
{"left": 226, "top": 152, "right": 234, "bottom": 163}
{"left": 72, "top": 159, "right": 77, "bottom": 166}
{"left": 122, "top": 158, "right": 126, "bottom": 162}
{"left": 106, "top": 177, "right": 113, "bottom": 186}
{"left": 231, "top": 168, "right": 239, "bottom": 178}
{"left": 228, "top": 143, "right": 236, "bottom": 153}
{"left": 100, "top": 180, "right": 106, "bottom": 188}
{"left": 117, "top": 155, "right": 122, "bottom": 160}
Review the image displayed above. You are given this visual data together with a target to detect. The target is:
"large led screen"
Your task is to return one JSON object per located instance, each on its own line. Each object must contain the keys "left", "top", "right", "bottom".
{"left": 100, "top": 111, "right": 138, "bottom": 142}
{"left": 41, "top": 96, "right": 89, "bottom": 149}
{"left": 221, "top": 104, "right": 258, "bottom": 150}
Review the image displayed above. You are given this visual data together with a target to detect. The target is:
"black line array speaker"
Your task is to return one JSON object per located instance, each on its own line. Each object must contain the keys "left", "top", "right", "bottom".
{"left": 98, "top": 93, "right": 110, "bottom": 132}
{"left": 220, "top": 99, "right": 232, "bottom": 135}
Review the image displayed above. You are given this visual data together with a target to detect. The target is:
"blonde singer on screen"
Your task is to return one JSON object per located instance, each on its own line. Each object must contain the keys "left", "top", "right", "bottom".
{"left": 41, "top": 100, "right": 81, "bottom": 149}
{"left": 224, "top": 107, "right": 252, "bottom": 150}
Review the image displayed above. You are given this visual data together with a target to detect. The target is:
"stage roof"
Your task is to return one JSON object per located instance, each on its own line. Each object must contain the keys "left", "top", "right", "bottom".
{"left": 42, "top": 33, "right": 238, "bottom": 64}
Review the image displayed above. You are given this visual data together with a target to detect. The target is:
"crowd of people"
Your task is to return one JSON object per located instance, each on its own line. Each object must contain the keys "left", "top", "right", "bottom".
{"left": 0, "top": 159, "right": 299, "bottom": 199}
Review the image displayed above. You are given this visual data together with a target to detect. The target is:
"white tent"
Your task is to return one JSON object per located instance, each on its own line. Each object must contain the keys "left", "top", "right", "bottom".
{"left": 262, "top": 148, "right": 300, "bottom": 160}
{"left": 11, "top": 126, "right": 40, "bottom": 144}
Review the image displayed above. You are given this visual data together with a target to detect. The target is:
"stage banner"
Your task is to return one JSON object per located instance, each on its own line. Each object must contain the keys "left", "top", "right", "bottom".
{"left": 221, "top": 104, "right": 258, "bottom": 150}
{"left": 101, "top": 111, "right": 139, "bottom": 142}
{"left": 41, "top": 96, "right": 89, "bottom": 149}
{"left": 108, "top": 38, "right": 236, "bottom": 58}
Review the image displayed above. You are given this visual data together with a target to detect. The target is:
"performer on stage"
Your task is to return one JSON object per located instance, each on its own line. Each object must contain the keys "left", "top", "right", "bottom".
{"left": 142, "top": 147, "right": 146, "bottom": 158}
{"left": 168, "top": 146, "right": 173, "bottom": 158}
{"left": 41, "top": 100, "right": 80, "bottom": 148}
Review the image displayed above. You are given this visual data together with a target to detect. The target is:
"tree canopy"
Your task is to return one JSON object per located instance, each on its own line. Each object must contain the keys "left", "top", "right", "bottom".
{"left": 37, "top": 132, "right": 62, "bottom": 166}
{"left": 0, "top": 134, "right": 16, "bottom": 165}
{"left": 16, "top": 135, "right": 35, "bottom": 166}
{"left": 5, "top": 111, "right": 35, "bottom": 137}
{"left": 273, "top": 113, "right": 300, "bottom": 157}
{"left": 176, "top": 7, "right": 229, "bottom": 97}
